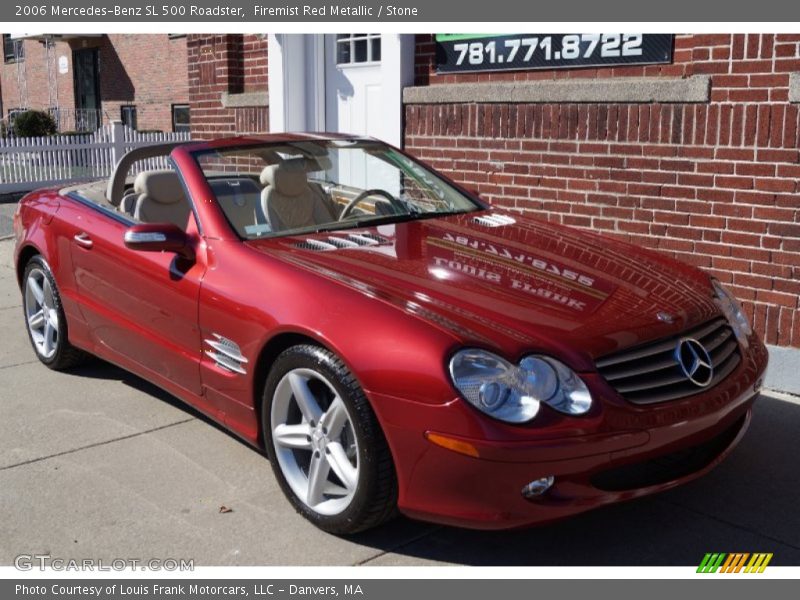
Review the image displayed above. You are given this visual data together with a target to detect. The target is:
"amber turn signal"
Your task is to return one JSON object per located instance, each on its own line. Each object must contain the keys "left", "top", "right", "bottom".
{"left": 425, "top": 431, "right": 480, "bottom": 458}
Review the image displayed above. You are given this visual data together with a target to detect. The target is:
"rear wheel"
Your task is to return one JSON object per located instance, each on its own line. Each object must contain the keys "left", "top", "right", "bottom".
{"left": 262, "top": 344, "right": 397, "bottom": 534}
{"left": 22, "top": 256, "right": 88, "bottom": 370}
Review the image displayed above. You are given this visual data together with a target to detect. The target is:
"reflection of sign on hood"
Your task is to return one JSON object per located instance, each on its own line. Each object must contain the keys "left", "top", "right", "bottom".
{"left": 427, "top": 232, "right": 616, "bottom": 314}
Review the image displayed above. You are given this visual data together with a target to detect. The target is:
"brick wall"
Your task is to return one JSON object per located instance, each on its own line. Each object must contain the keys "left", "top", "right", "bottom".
{"left": 242, "top": 34, "right": 269, "bottom": 93}
{"left": 99, "top": 34, "right": 189, "bottom": 131}
{"left": 405, "top": 34, "right": 800, "bottom": 349}
{"left": 0, "top": 38, "right": 75, "bottom": 115}
{"left": 187, "top": 34, "right": 268, "bottom": 139}
{"left": 0, "top": 34, "right": 188, "bottom": 132}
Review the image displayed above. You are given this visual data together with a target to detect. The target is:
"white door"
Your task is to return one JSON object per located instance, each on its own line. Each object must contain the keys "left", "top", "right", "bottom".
{"left": 325, "top": 34, "right": 396, "bottom": 191}
{"left": 269, "top": 33, "right": 412, "bottom": 146}
{"left": 325, "top": 33, "right": 383, "bottom": 138}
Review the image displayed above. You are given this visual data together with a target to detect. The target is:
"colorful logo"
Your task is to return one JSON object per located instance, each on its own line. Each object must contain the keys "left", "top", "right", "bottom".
{"left": 697, "top": 553, "right": 773, "bottom": 573}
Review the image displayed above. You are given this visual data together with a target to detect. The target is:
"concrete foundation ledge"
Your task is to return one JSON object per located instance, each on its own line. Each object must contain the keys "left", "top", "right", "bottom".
{"left": 790, "top": 73, "right": 800, "bottom": 103}
{"left": 765, "top": 345, "right": 800, "bottom": 396}
{"left": 221, "top": 91, "right": 269, "bottom": 108}
{"left": 403, "top": 75, "right": 711, "bottom": 105}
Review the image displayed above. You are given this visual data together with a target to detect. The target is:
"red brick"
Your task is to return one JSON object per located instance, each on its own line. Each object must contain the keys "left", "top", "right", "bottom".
{"left": 736, "top": 163, "right": 776, "bottom": 177}
{"left": 401, "top": 34, "right": 800, "bottom": 348}
{"left": 1, "top": 35, "right": 189, "bottom": 132}
{"left": 768, "top": 222, "right": 800, "bottom": 237}
{"left": 715, "top": 176, "right": 754, "bottom": 190}
{"left": 754, "top": 178, "right": 796, "bottom": 193}
{"left": 757, "top": 290, "right": 799, "bottom": 309}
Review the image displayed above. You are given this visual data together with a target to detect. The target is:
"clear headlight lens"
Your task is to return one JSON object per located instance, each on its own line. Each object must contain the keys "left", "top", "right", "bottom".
{"left": 449, "top": 349, "right": 593, "bottom": 424}
{"left": 712, "top": 279, "right": 752, "bottom": 345}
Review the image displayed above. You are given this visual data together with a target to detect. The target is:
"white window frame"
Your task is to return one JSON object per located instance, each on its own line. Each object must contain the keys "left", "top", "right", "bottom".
{"left": 335, "top": 34, "right": 381, "bottom": 66}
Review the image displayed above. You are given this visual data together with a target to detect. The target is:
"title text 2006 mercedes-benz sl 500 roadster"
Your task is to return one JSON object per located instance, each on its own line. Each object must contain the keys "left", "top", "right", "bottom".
{"left": 13, "top": 134, "right": 767, "bottom": 533}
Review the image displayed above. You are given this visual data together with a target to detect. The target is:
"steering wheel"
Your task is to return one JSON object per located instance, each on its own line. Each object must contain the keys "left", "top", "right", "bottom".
{"left": 339, "top": 189, "right": 406, "bottom": 220}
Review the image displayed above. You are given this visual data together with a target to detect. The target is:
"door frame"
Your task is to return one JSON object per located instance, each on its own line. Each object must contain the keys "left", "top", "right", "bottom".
{"left": 268, "top": 34, "right": 414, "bottom": 147}
{"left": 72, "top": 47, "right": 101, "bottom": 112}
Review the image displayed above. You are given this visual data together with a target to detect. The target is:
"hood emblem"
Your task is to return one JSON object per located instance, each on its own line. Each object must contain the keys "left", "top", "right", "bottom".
{"left": 657, "top": 311, "right": 675, "bottom": 323}
{"left": 675, "top": 338, "right": 713, "bottom": 387}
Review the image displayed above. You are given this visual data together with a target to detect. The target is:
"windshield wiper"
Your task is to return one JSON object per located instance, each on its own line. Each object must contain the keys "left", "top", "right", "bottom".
{"left": 329, "top": 210, "right": 468, "bottom": 231}
{"left": 275, "top": 207, "right": 473, "bottom": 237}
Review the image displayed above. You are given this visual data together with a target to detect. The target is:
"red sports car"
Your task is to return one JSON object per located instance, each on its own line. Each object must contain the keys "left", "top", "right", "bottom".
{"left": 13, "top": 134, "right": 768, "bottom": 534}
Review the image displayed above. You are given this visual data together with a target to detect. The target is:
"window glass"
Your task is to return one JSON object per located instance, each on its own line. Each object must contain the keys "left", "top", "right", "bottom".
{"left": 172, "top": 104, "right": 190, "bottom": 133}
{"left": 3, "top": 35, "right": 23, "bottom": 64}
{"left": 193, "top": 139, "right": 481, "bottom": 240}
{"left": 120, "top": 105, "right": 137, "bottom": 130}
{"left": 335, "top": 34, "right": 381, "bottom": 65}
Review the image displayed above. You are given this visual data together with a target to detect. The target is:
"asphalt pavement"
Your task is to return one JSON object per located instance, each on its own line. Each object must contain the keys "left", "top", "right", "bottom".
{"left": 0, "top": 238, "right": 798, "bottom": 566}
{"left": 0, "top": 197, "right": 18, "bottom": 239}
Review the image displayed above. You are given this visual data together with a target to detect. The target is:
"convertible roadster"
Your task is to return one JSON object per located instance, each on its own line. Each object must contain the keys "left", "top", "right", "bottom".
{"left": 13, "top": 134, "right": 767, "bottom": 533}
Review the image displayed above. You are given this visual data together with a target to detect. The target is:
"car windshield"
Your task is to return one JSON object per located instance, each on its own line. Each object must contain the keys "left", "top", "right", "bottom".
{"left": 192, "top": 139, "right": 482, "bottom": 239}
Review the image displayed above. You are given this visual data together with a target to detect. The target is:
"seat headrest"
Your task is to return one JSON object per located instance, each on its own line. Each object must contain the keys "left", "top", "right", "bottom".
{"left": 306, "top": 155, "right": 332, "bottom": 172}
{"left": 259, "top": 158, "right": 310, "bottom": 197}
{"left": 133, "top": 170, "right": 184, "bottom": 205}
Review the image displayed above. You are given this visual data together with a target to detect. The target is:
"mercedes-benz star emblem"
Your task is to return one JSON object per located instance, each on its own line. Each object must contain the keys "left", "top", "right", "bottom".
{"left": 675, "top": 338, "right": 714, "bottom": 387}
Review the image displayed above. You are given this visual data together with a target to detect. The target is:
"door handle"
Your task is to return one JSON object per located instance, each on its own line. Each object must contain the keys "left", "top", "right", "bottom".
{"left": 73, "top": 232, "right": 94, "bottom": 249}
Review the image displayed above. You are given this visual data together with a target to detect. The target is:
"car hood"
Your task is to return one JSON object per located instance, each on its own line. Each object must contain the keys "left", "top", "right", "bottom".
{"left": 246, "top": 211, "right": 721, "bottom": 367}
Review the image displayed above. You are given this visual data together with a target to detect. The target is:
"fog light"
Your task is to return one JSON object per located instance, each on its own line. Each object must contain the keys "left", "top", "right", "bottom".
{"left": 522, "top": 476, "right": 554, "bottom": 498}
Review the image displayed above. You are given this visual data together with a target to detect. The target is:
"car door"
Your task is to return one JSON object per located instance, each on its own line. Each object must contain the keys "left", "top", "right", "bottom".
{"left": 65, "top": 198, "right": 205, "bottom": 396}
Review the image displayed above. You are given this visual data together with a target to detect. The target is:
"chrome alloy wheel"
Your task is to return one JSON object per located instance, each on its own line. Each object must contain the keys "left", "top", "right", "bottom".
{"left": 24, "top": 267, "right": 59, "bottom": 359}
{"left": 271, "top": 368, "right": 360, "bottom": 516}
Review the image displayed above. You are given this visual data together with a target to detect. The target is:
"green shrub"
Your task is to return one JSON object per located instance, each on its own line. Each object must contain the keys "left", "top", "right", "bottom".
{"left": 12, "top": 110, "right": 57, "bottom": 137}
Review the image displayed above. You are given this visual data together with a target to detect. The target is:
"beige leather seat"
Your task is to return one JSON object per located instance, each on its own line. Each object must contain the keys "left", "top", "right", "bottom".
{"left": 209, "top": 178, "right": 265, "bottom": 237}
{"left": 120, "top": 192, "right": 138, "bottom": 216}
{"left": 260, "top": 158, "right": 338, "bottom": 232}
{"left": 132, "top": 170, "right": 192, "bottom": 229}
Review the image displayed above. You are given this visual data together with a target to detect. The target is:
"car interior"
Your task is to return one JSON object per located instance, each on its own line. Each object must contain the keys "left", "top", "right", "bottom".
{"left": 60, "top": 139, "right": 474, "bottom": 240}
{"left": 60, "top": 149, "right": 348, "bottom": 237}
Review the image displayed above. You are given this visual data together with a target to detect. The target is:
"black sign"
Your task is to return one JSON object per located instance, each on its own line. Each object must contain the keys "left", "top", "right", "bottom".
{"left": 435, "top": 34, "right": 674, "bottom": 73}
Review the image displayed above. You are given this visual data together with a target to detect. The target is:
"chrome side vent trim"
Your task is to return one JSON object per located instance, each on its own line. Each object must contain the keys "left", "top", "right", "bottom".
{"left": 326, "top": 236, "right": 361, "bottom": 249}
{"left": 295, "top": 239, "right": 338, "bottom": 251}
{"left": 350, "top": 232, "right": 389, "bottom": 244}
{"left": 473, "top": 213, "right": 517, "bottom": 227}
{"left": 346, "top": 233, "right": 381, "bottom": 246}
{"left": 295, "top": 233, "right": 390, "bottom": 251}
{"left": 205, "top": 334, "right": 248, "bottom": 375}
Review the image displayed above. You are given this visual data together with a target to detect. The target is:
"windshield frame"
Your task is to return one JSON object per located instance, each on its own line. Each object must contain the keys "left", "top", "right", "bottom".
{"left": 189, "top": 138, "right": 488, "bottom": 241}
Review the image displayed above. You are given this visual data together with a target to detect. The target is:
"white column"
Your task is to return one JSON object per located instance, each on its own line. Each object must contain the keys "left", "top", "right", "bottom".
{"left": 268, "top": 34, "right": 315, "bottom": 133}
{"left": 270, "top": 34, "right": 414, "bottom": 142}
{"left": 380, "top": 34, "right": 415, "bottom": 147}
{"left": 267, "top": 34, "right": 286, "bottom": 133}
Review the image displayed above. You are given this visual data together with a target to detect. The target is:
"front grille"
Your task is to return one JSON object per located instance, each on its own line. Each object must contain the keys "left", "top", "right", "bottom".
{"left": 591, "top": 414, "right": 746, "bottom": 492}
{"left": 596, "top": 318, "right": 741, "bottom": 404}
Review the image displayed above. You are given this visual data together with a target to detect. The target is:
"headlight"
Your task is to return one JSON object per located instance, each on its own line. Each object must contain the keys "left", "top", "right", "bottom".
{"left": 712, "top": 279, "right": 752, "bottom": 345}
{"left": 448, "top": 349, "right": 593, "bottom": 423}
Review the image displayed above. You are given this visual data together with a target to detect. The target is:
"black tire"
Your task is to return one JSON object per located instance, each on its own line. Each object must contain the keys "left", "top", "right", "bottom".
{"left": 262, "top": 344, "right": 397, "bottom": 534}
{"left": 22, "top": 256, "right": 89, "bottom": 370}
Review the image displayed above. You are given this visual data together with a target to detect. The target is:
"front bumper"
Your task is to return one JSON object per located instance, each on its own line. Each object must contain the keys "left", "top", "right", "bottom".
{"left": 368, "top": 337, "right": 767, "bottom": 530}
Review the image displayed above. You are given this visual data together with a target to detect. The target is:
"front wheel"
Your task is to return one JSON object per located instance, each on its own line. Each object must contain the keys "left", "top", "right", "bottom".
{"left": 22, "top": 256, "right": 88, "bottom": 370}
{"left": 262, "top": 344, "right": 397, "bottom": 534}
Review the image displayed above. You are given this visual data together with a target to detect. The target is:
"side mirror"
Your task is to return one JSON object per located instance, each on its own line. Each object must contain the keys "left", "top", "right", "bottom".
{"left": 123, "top": 223, "right": 194, "bottom": 261}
